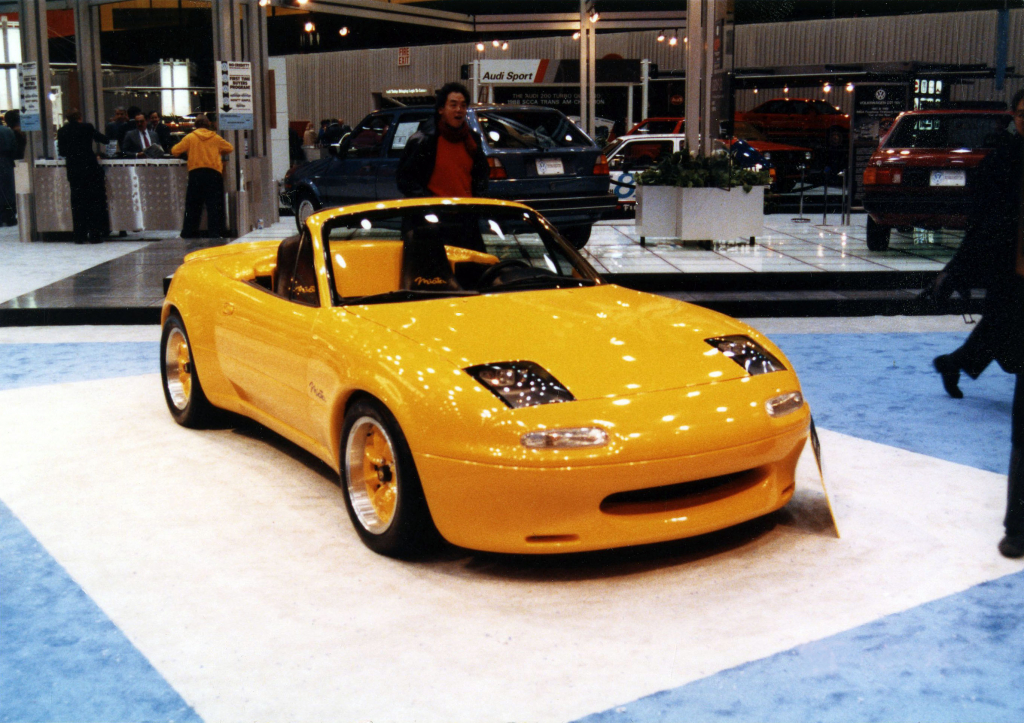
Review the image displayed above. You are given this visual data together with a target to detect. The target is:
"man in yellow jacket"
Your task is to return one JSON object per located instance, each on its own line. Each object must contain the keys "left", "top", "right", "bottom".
{"left": 171, "top": 113, "right": 234, "bottom": 238}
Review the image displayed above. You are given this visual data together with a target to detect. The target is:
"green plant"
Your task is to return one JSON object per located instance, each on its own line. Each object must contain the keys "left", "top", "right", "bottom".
{"left": 635, "top": 147, "right": 770, "bottom": 192}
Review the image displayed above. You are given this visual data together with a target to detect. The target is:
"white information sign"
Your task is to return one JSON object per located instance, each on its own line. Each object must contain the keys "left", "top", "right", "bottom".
{"left": 18, "top": 62, "right": 41, "bottom": 131}
{"left": 478, "top": 59, "right": 545, "bottom": 84}
{"left": 217, "top": 61, "right": 254, "bottom": 130}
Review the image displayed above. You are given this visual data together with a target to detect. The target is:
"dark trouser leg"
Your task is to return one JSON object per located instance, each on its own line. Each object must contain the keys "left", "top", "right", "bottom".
{"left": 1005, "top": 375, "right": 1024, "bottom": 536}
{"left": 87, "top": 164, "right": 110, "bottom": 238}
{"left": 66, "top": 166, "right": 90, "bottom": 240}
{"left": 181, "top": 170, "right": 205, "bottom": 238}
{"left": 203, "top": 169, "right": 226, "bottom": 238}
{"left": 948, "top": 317, "right": 995, "bottom": 380}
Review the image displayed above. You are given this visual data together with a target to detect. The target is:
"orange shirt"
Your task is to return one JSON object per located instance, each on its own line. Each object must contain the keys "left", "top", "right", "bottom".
{"left": 427, "top": 136, "right": 474, "bottom": 197}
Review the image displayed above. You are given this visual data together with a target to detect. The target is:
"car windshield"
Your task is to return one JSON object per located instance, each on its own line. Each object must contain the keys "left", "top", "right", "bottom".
{"left": 810, "top": 100, "right": 842, "bottom": 115}
{"left": 885, "top": 114, "right": 1011, "bottom": 149}
{"left": 476, "top": 109, "right": 592, "bottom": 150}
{"left": 321, "top": 204, "right": 601, "bottom": 305}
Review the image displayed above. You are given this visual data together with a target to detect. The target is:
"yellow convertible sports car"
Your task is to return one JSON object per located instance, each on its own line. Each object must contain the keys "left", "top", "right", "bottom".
{"left": 161, "top": 198, "right": 810, "bottom": 557}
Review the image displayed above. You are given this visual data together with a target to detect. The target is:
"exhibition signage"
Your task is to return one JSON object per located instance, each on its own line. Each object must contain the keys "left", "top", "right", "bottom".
{"left": 18, "top": 62, "right": 40, "bottom": 132}
{"left": 850, "top": 83, "right": 909, "bottom": 204}
{"left": 474, "top": 59, "right": 643, "bottom": 85}
{"left": 217, "top": 61, "right": 254, "bottom": 131}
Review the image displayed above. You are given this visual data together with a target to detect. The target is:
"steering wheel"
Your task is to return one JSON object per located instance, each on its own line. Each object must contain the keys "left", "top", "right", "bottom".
{"left": 477, "top": 259, "right": 535, "bottom": 288}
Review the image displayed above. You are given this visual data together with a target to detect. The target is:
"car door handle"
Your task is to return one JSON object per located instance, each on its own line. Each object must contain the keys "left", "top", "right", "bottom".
{"left": 222, "top": 302, "right": 234, "bottom": 316}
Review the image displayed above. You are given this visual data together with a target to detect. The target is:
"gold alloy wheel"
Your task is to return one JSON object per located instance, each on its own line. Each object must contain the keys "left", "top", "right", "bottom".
{"left": 345, "top": 416, "right": 399, "bottom": 534}
{"left": 164, "top": 326, "right": 192, "bottom": 411}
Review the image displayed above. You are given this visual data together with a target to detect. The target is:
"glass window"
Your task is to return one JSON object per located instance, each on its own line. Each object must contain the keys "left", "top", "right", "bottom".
{"left": 639, "top": 120, "right": 681, "bottom": 134}
{"left": 388, "top": 113, "right": 432, "bottom": 158}
{"left": 811, "top": 100, "right": 841, "bottom": 115}
{"left": 477, "top": 109, "right": 592, "bottom": 150}
{"left": 611, "top": 140, "right": 674, "bottom": 171}
{"left": 885, "top": 114, "right": 1011, "bottom": 149}
{"left": 347, "top": 114, "right": 391, "bottom": 158}
{"left": 322, "top": 205, "right": 600, "bottom": 303}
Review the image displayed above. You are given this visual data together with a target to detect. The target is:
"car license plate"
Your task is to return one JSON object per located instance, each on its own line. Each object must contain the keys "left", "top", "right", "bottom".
{"left": 536, "top": 158, "right": 564, "bottom": 175}
{"left": 930, "top": 169, "right": 965, "bottom": 187}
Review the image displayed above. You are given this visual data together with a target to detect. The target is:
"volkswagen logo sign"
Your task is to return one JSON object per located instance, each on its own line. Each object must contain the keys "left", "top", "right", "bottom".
{"left": 875, "top": 89, "right": 887, "bottom": 101}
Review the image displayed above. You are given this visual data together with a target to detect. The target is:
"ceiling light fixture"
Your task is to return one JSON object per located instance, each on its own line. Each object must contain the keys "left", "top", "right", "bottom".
{"left": 589, "top": 10, "right": 599, "bottom": 23}
{"left": 304, "top": 21, "right": 314, "bottom": 32}
{"left": 492, "top": 39, "right": 500, "bottom": 47}
{"left": 476, "top": 42, "right": 485, "bottom": 51}
{"left": 657, "top": 31, "right": 665, "bottom": 42}
{"left": 501, "top": 41, "right": 508, "bottom": 50}
{"left": 846, "top": 82, "right": 855, "bottom": 92}
{"left": 339, "top": 26, "right": 348, "bottom": 36}
{"left": 572, "top": 30, "right": 581, "bottom": 40}
{"left": 823, "top": 83, "right": 832, "bottom": 93}
{"left": 668, "top": 35, "right": 677, "bottom": 46}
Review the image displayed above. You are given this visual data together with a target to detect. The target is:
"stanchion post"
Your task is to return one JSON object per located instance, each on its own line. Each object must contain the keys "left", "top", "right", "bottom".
{"left": 792, "top": 164, "right": 810, "bottom": 223}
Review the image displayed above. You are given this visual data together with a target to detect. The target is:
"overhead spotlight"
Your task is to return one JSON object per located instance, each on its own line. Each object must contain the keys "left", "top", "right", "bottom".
{"left": 753, "top": 87, "right": 758, "bottom": 94}
{"left": 296, "top": 0, "right": 308, "bottom": 4}
{"left": 572, "top": 30, "right": 581, "bottom": 40}
{"left": 476, "top": 42, "right": 485, "bottom": 51}
{"left": 823, "top": 83, "right": 832, "bottom": 93}
{"left": 846, "top": 82, "right": 855, "bottom": 92}
{"left": 492, "top": 39, "right": 500, "bottom": 47}
{"left": 668, "top": 35, "right": 677, "bottom": 46}
{"left": 657, "top": 31, "right": 665, "bottom": 42}
{"left": 589, "top": 10, "right": 599, "bottom": 23}
{"left": 258, "top": 0, "right": 269, "bottom": 6}
{"left": 783, "top": 85, "right": 789, "bottom": 93}
{"left": 304, "top": 21, "right": 314, "bottom": 32}
{"left": 339, "top": 26, "right": 349, "bottom": 36}
{"left": 501, "top": 41, "right": 508, "bottom": 50}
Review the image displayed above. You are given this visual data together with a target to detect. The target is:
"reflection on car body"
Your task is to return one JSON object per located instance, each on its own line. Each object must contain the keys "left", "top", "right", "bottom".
{"left": 161, "top": 198, "right": 811, "bottom": 558}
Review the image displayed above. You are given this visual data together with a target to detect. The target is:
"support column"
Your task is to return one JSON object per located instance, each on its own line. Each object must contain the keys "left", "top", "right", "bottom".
{"left": 578, "top": 0, "right": 589, "bottom": 134}
{"left": 18, "top": 0, "right": 52, "bottom": 160}
{"left": 73, "top": 2, "right": 104, "bottom": 128}
{"left": 211, "top": 0, "right": 275, "bottom": 235}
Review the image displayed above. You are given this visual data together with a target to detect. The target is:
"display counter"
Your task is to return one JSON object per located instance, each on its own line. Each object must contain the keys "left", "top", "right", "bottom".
{"left": 33, "top": 159, "right": 191, "bottom": 233}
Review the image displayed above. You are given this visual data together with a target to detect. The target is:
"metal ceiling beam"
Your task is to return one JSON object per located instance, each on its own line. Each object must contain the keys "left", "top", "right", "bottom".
{"left": 301, "top": 0, "right": 475, "bottom": 32}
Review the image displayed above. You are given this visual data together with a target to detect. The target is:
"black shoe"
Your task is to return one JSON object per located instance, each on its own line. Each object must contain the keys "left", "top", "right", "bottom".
{"left": 933, "top": 355, "right": 963, "bottom": 399}
{"left": 998, "top": 535, "right": 1024, "bottom": 558}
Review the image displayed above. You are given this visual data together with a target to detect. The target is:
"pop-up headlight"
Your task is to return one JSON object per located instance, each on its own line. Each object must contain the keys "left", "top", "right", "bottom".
{"left": 704, "top": 336, "right": 786, "bottom": 376}
{"left": 465, "top": 361, "right": 574, "bottom": 409}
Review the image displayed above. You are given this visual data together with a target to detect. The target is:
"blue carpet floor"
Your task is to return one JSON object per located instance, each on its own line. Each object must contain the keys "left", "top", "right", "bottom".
{"left": 575, "top": 569, "right": 1024, "bottom": 723}
{"left": 0, "top": 343, "right": 157, "bottom": 391}
{"left": 0, "top": 500, "right": 201, "bottom": 723}
{"left": 1, "top": 334, "right": 1019, "bottom": 722}
{"left": 774, "top": 332, "right": 1015, "bottom": 475}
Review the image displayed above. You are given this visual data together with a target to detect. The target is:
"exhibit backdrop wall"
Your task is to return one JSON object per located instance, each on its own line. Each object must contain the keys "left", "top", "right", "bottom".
{"left": 281, "top": 8, "right": 1022, "bottom": 139}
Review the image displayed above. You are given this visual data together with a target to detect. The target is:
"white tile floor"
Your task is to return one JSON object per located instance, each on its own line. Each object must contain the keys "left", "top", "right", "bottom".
{"left": 0, "top": 213, "right": 959, "bottom": 306}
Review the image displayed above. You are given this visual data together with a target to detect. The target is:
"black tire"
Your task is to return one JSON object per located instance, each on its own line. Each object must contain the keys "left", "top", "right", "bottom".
{"left": 293, "top": 192, "right": 320, "bottom": 232}
{"left": 866, "top": 216, "right": 891, "bottom": 251}
{"left": 160, "top": 313, "right": 217, "bottom": 428}
{"left": 561, "top": 225, "right": 593, "bottom": 250}
{"left": 340, "top": 398, "right": 439, "bottom": 558}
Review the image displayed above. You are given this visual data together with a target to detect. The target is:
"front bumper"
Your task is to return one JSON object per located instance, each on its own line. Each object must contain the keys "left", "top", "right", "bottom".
{"left": 417, "top": 423, "right": 807, "bottom": 554}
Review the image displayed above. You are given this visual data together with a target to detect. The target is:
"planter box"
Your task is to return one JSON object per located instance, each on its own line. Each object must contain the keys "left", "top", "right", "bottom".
{"left": 636, "top": 185, "right": 765, "bottom": 241}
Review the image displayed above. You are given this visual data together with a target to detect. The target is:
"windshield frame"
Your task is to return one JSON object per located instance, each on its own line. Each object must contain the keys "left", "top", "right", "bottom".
{"left": 318, "top": 202, "right": 603, "bottom": 307}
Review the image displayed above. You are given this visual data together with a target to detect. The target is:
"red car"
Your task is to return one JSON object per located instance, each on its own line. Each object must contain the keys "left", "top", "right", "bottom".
{"left": 624, "top": 117, "right": 813, "bottom": 191}
{"left": 736, "top": 98, "right": 850, "bottom": 149}
{"left": 861, "top": 109, "right": 1013, "bottom": 250}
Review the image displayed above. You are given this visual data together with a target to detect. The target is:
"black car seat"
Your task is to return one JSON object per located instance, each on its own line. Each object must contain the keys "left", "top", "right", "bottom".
{"left": 274, "top": 233, "right": 319, "bottom": 304}
{"left": 400, "top": 225, "right": 461, "bottom": 292}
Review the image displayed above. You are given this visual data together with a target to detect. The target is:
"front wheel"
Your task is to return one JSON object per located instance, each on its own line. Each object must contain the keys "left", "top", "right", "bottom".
{"left": 341, "top": 398, "right": 439, "bottom": 558}
{"left": 160, "top": 313, "right": 217, "bottom": 428}
{"left": 561, "top": 225, "right": 593, "bottom": 250}
{"left": 866, "top": 216, "right": 891, "bottom": 251}
{"left": 294, "top": 192, "right": 320, "bottom": 232}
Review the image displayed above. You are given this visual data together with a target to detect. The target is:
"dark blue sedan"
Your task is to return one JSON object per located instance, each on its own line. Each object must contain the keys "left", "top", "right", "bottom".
{"left": 282, "top": 105, "right": 616, "bottom": 249}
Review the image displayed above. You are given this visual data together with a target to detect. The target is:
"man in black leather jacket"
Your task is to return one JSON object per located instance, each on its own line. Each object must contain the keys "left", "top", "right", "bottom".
{"left": 397, "top": 82, "right": 488, "bottom": 199}
{"left": 56, "top": 110, "right": 111, "bottom": 243}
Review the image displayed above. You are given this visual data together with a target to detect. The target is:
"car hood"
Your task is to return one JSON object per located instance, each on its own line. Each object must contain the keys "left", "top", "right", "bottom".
{"left": 346, "top": 285, "right": 757, "bottom": 400}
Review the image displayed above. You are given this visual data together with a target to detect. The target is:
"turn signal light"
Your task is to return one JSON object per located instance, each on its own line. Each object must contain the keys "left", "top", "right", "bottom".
{"left": 592, "top": 154, "right": 609, "bottom": 175}
{"left": 488, "top": 157, "right": 507, "bottom": 180}
{"left": 863, "top": 165, "right": 902, "bottom": 185}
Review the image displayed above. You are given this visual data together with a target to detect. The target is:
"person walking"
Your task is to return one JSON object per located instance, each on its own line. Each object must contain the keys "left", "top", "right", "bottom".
{"left": 171, "top": 113, "right": 234, "bottom": 239}
{"left": 396, "top": 82, "right": 488, "bottom": 199}
{"left": 929, "top": 91, "right": 1024, "bottom": 400}
{"left": 0, "top": 117, "right": 17, "bottom": 226}
{"left": 928, "top": 89, "right": 1024, "bottom": 558}
{"left": 56, "top": 110, "right": 111, "bottom": 243}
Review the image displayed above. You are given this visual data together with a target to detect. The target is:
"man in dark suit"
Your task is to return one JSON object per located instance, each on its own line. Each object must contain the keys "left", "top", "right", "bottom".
{"left": 104, "top": 106, "right": 128, "bottom": 150}
{"left": 56, "top": 110, "right": 111, "bottom": 243}
{"left": 147, "top": 110, "right": 172, "bottom": 152}
{"left": 122, "top": 113, "right": 164, "bottom": 157}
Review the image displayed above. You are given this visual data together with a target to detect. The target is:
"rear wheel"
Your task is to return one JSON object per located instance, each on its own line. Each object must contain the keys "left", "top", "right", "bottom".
{"left": 561, "top": 225, "right": 593, "bottom": 250}
{"left": 294, "top": 192, "right": 320, "bottom": 232}
{"left": 161, "top": 313, "right": 217, "bottom": 428}
{"left": 341, "top": 398, "right": 439, "bottom": 558}
{"left": 866, "top": 216, "right": 891, "bottom": 251}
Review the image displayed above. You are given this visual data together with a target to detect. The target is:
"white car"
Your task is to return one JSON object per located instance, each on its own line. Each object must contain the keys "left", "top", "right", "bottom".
{"left": 604, "top": 134, "right": 687, "bottom": 209}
